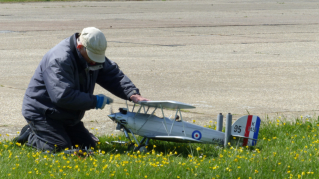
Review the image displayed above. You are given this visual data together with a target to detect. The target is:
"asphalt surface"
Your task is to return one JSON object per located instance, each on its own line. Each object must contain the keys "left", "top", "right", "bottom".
{"left": 0, "top": 0, "right": 319, "bottom": 138}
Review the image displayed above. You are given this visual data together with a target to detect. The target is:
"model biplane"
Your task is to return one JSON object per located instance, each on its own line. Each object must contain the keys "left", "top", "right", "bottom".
{"left": 108, "top": 101, "right": 261, "bottom": 152}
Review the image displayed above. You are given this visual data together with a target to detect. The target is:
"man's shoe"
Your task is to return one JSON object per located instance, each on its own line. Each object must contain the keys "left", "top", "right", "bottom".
{"left": 90, "top": 133, "right": 99, "bottom": 143}
{"left": 13, "top": 125, "right": 31, "bottom": 144}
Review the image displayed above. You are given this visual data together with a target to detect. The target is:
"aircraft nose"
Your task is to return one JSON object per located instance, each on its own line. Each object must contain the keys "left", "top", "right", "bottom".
{"left": 108, "top": 114, "right": 115, "bottom": 120}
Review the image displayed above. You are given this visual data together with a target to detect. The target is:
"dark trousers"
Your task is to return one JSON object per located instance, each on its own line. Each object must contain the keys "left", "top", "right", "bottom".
{"left": 26, "top": 118, "right": 96, "bottom": 152}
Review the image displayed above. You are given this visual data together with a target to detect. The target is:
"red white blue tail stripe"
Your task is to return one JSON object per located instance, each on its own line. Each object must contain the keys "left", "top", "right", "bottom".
{"left": 242, "top": 115, "right": 261, "bottom": 146}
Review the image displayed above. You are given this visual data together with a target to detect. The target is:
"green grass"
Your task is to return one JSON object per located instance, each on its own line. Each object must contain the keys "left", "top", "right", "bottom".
{"left": 1, "top": 116, "right": 319, "bottom": 178}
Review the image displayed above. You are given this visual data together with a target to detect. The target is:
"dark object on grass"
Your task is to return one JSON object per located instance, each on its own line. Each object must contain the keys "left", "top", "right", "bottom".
{"left": 13, "top": 124, "right": 31, "bottom": 144}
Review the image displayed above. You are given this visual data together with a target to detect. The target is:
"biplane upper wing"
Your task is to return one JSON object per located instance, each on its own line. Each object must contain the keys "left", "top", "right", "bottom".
{"left": 147, "top": 136, "right": 202, "bottom": 143}
{"left": 138, "top": 101, "right": 195, "bottom": 109}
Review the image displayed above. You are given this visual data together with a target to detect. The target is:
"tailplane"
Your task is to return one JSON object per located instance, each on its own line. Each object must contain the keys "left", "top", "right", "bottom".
{"left": 231, "top": 115, "right": 261, "bottom": 146}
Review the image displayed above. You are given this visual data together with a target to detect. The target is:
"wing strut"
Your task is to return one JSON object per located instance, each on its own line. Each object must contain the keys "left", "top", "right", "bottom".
{"left": 160, "top": 104, "right": 169, "bottom": 135}
{"left": 179, "top": 109, "right": 186, "bottom": 136}
{"left": 169, "top": 109, "right": 179, "bottom": 134}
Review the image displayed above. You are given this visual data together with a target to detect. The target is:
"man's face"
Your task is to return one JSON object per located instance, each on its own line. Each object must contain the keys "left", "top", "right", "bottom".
{"left": 79, "top": 47, "right": 96, "bottom": 65}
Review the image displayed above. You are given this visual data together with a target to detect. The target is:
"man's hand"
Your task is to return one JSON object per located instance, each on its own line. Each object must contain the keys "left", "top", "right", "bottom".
{"left": 130, "top": 94, "right": 150, "bottom": 103}
{"left": 96, "top": 94, "right": 113, "bottom": 109}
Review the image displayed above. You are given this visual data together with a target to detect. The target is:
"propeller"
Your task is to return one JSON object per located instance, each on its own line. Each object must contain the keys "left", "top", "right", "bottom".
{"left": 108, "top": 104, "right": 116, "bottom": 121}
{"left": 110, "top": 104, "right": 114, "bottom": 114}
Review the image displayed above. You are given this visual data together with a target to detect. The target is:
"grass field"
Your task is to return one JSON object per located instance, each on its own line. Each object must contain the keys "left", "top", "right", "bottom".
{"left": 0, "top": 116, "right": 318, "bottom": 178}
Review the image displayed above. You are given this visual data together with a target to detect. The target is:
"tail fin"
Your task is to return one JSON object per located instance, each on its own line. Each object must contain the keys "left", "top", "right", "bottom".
{"left": 231, "top": 115, "right": 261, "bottom": 146}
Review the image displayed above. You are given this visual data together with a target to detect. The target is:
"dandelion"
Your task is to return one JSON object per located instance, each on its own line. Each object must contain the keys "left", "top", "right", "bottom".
{"left": 193, "top": 120, "right": 196, "bottom": 123}
{"left": 255, "top": 170, "right": 258, "bottom": 174}
{"left": 145, "top": 175, "right": 148, "bottom": 178}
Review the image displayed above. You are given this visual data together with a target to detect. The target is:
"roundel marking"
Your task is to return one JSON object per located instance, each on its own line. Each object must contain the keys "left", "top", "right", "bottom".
{"left": 192, "top": 130, "right": 202, "bottom": 140}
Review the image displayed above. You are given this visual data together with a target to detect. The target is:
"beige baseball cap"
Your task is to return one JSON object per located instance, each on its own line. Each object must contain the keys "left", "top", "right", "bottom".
{"left": 79, "top": 27, "right": 107, "bottom": 63}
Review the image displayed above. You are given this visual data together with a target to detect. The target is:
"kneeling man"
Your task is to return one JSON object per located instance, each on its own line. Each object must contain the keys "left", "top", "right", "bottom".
{"left": 15, "top": 27, "right": 148, "bottom": 152}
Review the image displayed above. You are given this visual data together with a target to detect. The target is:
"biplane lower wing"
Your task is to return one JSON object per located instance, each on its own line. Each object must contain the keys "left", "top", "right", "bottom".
{"left": 147, "top": 136, "right": 203, "bottom": 143}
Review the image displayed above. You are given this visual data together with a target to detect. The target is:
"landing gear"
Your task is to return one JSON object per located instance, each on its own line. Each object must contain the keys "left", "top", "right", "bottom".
{"left": 132, "top": 138, "right": 150, "bottom": 153}
{"left": 137, "top": 145, "right": 147, "bottom": 153}
{"left": 127, "top": 143, "right": 135, "bottom": 151}
{"left": 117, "top": 123, "right": 151, "bottom": 153}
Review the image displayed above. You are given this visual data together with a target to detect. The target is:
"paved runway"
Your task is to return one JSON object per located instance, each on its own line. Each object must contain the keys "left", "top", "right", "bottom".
{"left": 0, "top": 0, "right": 318, "bottom": 137}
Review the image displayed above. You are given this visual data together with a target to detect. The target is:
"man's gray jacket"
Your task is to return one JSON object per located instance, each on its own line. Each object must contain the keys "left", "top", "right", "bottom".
{"left": 22, "top": 33, "right": 140, "bottom": 125}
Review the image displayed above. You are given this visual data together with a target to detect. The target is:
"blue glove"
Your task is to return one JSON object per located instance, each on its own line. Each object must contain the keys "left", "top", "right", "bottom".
{"left": 96, "top": 94, "right": 113, "bottom": 109}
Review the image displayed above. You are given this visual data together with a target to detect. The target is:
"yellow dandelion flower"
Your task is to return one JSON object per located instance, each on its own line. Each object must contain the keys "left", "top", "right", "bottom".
{"left": 145, "top": 175, "right": 148, "bottom": 178}
{"left": 255, "top": 170, "right": 258, "bottom": 173}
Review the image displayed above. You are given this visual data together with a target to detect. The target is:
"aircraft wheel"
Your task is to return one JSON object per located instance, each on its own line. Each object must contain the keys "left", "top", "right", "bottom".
{"left": 138, "top": 146, "right": 147, "bottom": 153}
{"left": 127, "top": 143, "right": 135, "bottom": 151}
